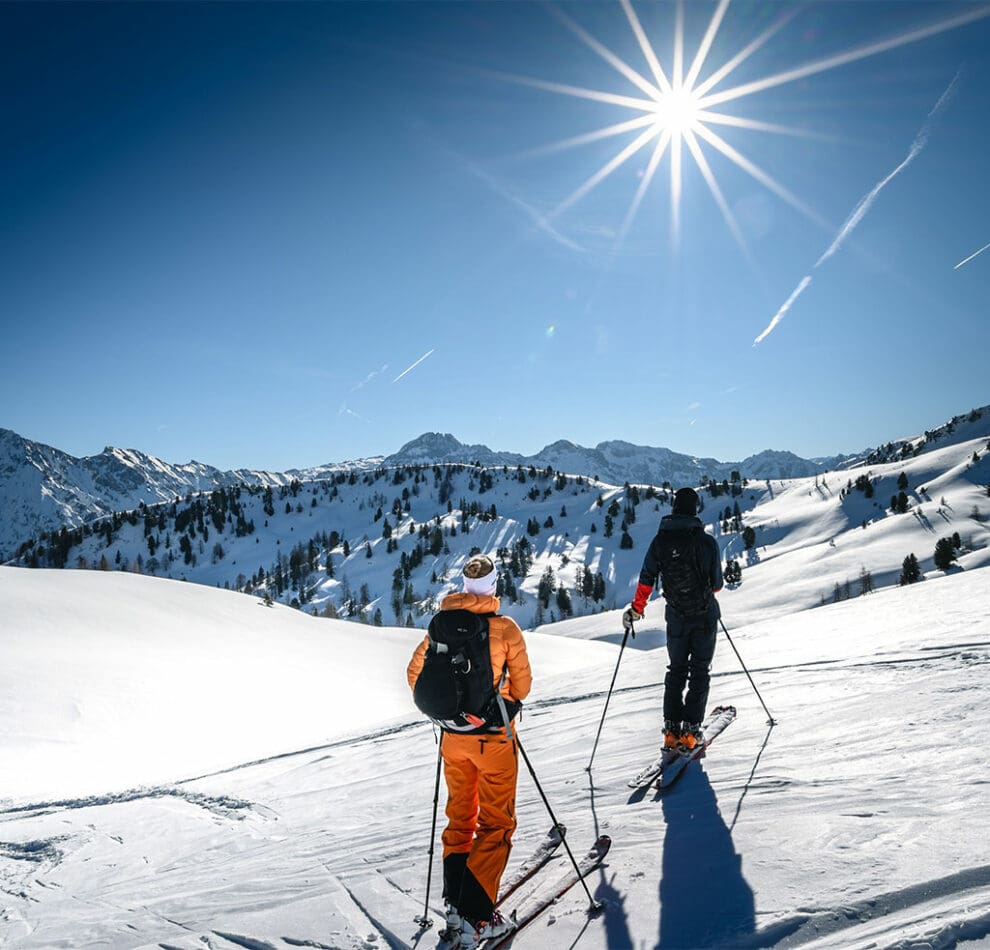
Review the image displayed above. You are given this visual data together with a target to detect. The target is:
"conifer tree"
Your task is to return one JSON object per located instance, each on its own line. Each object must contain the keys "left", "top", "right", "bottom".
{"left": 934, "top": 537, "right": 956, "bottom": 571}
{"left": 899, "top": 553, "right": 921, "bottom": 585}
{"left": 858, "top": 566, "right": 875, "bottom": 596}
{"left": 592, "top": 572, "right": 606, "bottom": 603}
{"left": 537, "top": 566, "right": 556, "bottom": 609}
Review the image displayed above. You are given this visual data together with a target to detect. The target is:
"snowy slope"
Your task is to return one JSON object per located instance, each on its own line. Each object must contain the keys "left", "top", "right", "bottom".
{"left": 10, "top": 411, "right": 989, "bottom": 642}
{"left": 1, "top": 559, "right": 989, "bottom": 949}
{"left": 0, "top": 408, "right": 877, "bottom": 563}
{"left": 0, "top": 428, "right": 383, "bottom": 560}
{"left": 0, "top": 568, "right": 611, "bottom": 804}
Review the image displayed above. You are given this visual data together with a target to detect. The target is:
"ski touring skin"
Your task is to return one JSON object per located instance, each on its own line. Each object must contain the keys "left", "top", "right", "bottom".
{"left": 655, "top": 705, "right": 737, "bottom": 792}
{"left": 628, "top": 705, "right": 737, "bottom": 790}
{"left": 483, "top": 835, "right": 611, "bottom": 949}
{"left": 434, "top": 825, "right": 566, "bottom": 947}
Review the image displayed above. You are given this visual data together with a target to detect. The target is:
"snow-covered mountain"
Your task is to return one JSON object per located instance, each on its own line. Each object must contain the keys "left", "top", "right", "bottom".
{"left": 384, "top": 433, "right": 856, "bottom": 487}
{"left": 9, "top": 406, "right": 990, "bottom": 639}
{"left": 0, "top": 420, "right": 871, "bottom": 561}
{"left": 2, "top": 412, "right": 988, "bottom": 947}
{"left": 0, "top": 428, "right": 383, "bottom": 560}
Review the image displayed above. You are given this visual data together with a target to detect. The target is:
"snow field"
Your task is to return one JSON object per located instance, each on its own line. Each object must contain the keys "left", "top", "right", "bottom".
{"left": 1, "top": 565, "right": 989, "bottom": 948}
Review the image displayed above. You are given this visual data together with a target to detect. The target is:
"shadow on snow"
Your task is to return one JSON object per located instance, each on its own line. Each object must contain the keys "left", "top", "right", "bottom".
{"left": 658, "top": 764, "right": 755, "bottom": 949}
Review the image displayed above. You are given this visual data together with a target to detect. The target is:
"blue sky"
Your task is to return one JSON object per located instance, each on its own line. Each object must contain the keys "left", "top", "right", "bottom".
{"left": 2, "top": 2, "right": 988, "bottom": 472}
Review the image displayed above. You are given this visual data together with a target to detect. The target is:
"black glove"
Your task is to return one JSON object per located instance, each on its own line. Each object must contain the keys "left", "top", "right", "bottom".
{"left": 622, "top": 606, "right": 643, "bottom": 635}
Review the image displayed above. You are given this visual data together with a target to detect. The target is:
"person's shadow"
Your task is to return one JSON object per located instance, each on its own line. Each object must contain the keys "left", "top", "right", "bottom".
{"left": 657, "top": 763, "right": 755, "bottom": 949}
{"left": 585, "top": 771, "right": 635, "bottom": 950}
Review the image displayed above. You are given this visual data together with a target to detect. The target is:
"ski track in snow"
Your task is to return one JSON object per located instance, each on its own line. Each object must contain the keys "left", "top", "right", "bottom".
{"left": 8, "top": 633, "right": 983, "bottom": 827}
{"left": 2, "top": 467, "right": 990, "bottom": 950}
{"left": 4, "top": 634, "right": 990, "bottom": 948}
{"left": 757, "top": 866, "right": 990, "bottom": 948}
{"left": 0, "top": 788, "right": 259, "bottom": 823}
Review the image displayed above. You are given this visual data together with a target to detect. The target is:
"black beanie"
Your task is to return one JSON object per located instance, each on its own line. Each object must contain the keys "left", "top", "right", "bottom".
{"left": 673, "top": 487, "right": 699, "bottom": 515}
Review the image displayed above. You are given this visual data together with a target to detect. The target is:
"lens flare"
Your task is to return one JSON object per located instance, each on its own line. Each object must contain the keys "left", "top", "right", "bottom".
{"left": 504, "top": 0, "right": 990, "bottom": 255}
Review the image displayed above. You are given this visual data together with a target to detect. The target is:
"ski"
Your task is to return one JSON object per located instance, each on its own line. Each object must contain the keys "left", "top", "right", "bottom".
{"left": 434, "top": 825, "right": 567, "bottom": 947}
{"left": 628, "top": 746, "right": 680, "bottom": 789}
{"left": 655, "top": 705, "right": 737, "bottom": 792}
{"left": 483, "top": 835, "right": 612, "bottom": 949}
{"left": 496, "top": 823, "right": 565, "bottom": 906}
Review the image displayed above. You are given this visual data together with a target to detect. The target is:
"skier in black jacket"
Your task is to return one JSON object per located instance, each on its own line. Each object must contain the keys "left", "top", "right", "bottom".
{"left": 623, "top": 487, "right": 723, "bottom": 750}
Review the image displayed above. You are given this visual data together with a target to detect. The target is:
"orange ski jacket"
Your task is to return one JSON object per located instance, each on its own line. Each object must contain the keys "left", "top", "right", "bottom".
{"left": 406, "top": 592, "right": 532, "bottom": 710}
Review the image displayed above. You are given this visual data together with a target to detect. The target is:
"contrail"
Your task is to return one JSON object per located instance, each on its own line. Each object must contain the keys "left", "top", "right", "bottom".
{"left": 338, "top": 405, "right": 370, "bottom": 423}
{"left": 817, "top": 71, "right": 959, "bottom": 267}
{"left": 349, "top": 364, "right": 388, "bottom": 393}
{"left": 392, "top": 349, "right": 435, "bottom": 383}
{"left": 954, "top": 241, "right": 990, "bottom": 269}
{"left": 754, "top": 276, "right": 813, "bottom": 345}
{"left": 432, "top": 141, "right": 586, "bottom": 253}
{"left": 755, "top": 72, "right": 960, "bottom": 345}
{"left": 465, "top": 157, "right": 586, "bottom": 253}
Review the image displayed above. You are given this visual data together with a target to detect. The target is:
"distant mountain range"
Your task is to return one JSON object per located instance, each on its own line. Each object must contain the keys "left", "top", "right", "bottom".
{"left": 1, "top": 408, "right": 981, "bottom": 561}
{"left": 4, "top": 405, "right": 988, "bottom": 628}
{"left": 386, "top": 432, "right": 855, "bottom": 485}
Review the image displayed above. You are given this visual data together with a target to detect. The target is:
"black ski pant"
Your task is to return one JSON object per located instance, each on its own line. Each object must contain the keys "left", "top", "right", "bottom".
{"left": 663, "top": 611, "right": 717, "bottom": 726}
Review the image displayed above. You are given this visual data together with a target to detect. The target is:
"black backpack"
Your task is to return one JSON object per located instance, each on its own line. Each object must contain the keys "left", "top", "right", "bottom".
{"left": 655, "top": 527, "right": 713, "bottom": 618}
{"left": 414, "top": 609, "right": 512, "bottom": 733}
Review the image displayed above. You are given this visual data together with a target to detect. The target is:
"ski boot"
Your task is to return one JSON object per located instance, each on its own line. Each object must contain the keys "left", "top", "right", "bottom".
{"left": 663, "top": 719, "right": 682, "bottom": 751}
{"left": 437, "top": 903, "right": 462, "bottom": 945}
{"left": 460, "top": 909, "right": 515, "bottom": 948}
{"left": 679, "top": 722, "right": 705, "bottom": 752}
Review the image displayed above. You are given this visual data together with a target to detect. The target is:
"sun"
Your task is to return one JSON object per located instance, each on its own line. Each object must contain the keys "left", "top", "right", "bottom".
{"left": 652, "top": 86, "right": 702, "bottom": 136}
{"left": 500, "top": 0, "right": 990, "bottom": 255}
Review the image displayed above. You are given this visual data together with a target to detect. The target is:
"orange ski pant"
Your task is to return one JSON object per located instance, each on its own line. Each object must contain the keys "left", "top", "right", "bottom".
{"left": 440, "top": 731, "right": 518, "bottom": 921}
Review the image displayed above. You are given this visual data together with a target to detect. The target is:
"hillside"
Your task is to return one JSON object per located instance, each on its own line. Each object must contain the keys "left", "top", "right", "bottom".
{"left": 1, "top": 558, "right": 988, "bottom": 947}
{"left": 10, "top": 407, "right": 990, "bottom": 636}
{"left": 0, "top": 428, "right": 383, "bottom": 561}
{"left": 0, "top": 414, "right": 874, "bottom": 562}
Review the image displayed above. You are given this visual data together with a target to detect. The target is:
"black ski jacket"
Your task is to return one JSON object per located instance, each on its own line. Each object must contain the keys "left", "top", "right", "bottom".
{"left": 634, "top": 514, "right": 723, "bottom": 620}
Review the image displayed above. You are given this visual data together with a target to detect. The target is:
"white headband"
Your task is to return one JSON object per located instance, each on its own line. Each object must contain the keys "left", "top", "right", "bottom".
{"left": 464, "top": 572, "right": 497, "bottom": 596}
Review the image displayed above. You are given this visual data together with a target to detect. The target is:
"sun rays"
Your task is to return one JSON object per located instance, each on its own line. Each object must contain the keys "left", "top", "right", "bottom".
{"left": 510, "top": 1, "right": 990, "bottom": 254}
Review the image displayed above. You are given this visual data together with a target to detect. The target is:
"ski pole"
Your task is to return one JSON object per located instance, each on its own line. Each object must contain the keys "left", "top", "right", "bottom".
{"left": 585, "top": 622, "right": 631, "bottom": 773}
{"left": 414, "top": 734, "right": 443, "bottom": 929}
{"left": 719, "top": 618, "right": 777, "bottom": 726}
{"left": 509, "top": 726, "right": 604, "bottom": 913}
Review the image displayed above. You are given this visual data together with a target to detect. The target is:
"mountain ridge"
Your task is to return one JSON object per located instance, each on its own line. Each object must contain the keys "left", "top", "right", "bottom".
{"left": 7, "top": 406, "right": 989, "bottom": 635}
{"left": 1, "top": 405, "right": 985, "bottom": 560}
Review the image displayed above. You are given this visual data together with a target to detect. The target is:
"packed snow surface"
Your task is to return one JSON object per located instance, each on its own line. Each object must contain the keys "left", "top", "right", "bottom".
{"left": 1, "top": 563, "right": 988, "bottom": 949}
